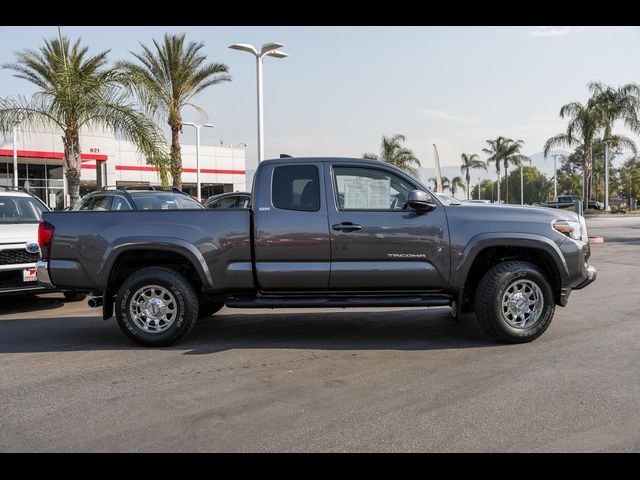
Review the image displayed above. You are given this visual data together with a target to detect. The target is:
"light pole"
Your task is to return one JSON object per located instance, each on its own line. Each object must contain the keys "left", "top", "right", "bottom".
{"left": 12, "top": 126, "right": 18, "bottom": 188}
{"left": 181, "top": 122, "right": 214, "bottom": 201}
{"left": 520, "top": 165, "right": 524, "bottom": 205}
{"left": 551, "top": 154, "right": 564, "bottom": 201}
{"left": 228, "top": 42, "right": 288, "bottom": 163}
{"left": 478, "top": 177, "right": 481, "bottom": 200}
{"left": 604, "top": 143, "right": 610, "bottom": 212}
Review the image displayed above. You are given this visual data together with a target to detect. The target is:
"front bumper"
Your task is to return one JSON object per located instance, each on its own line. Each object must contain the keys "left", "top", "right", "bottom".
{"left": 0, "top": 262, "right": 55, "bottom": 296}
{"left": 573, "top": 264, "right": 597, "bottom": 290}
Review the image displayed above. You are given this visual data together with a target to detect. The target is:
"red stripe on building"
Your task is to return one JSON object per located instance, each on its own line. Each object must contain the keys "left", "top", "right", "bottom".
{"left": 0, "top": 149, "right": 108, "bottom": 161}
{"left": 115, "top": 165, "right": 245, "bottom": 174}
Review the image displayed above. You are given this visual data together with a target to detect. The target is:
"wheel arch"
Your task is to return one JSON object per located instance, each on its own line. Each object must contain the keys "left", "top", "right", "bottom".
{"left": 452, "top": 233, "right": 568, "bottom": 311}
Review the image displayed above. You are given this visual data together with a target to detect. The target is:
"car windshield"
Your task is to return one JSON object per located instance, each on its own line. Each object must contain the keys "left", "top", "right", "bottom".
{"left": 129, "top": 193, "right": 204, "bottom": 210}
{"left": 436, "top": 193, "right": 462, "bottom": 206}
{"left": 0, "top": 196, "right": 47, "bottom": 223}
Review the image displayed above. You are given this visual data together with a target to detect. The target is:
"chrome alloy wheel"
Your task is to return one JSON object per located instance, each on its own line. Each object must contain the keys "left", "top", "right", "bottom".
{"left": 501, "top": 279, "right": 543, "bottom": 328}
{"left": 130, "top": 285, "right": 177, "bottom": 333}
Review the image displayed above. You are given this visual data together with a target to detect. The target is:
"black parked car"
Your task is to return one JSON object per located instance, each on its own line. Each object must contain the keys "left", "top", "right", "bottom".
{"left": 74, "top": 186, "right": 205, "bottom": 211}
{"left": 204, "top": 191, "right": 251, "bottom": 209}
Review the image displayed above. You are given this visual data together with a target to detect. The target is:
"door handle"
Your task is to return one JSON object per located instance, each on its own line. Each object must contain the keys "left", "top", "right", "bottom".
{"left": 332, "top": 222, "right": 362, "bottom": 231}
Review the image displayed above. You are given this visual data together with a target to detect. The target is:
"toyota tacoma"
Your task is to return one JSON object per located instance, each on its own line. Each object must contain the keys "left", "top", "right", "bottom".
{"left": 36, "top": 157, "right": 596, "bottom": 346}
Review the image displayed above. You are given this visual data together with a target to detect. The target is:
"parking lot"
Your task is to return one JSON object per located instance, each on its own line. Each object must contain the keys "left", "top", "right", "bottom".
{"left": 1, "top": 216, "right": 639, "bottom": 452}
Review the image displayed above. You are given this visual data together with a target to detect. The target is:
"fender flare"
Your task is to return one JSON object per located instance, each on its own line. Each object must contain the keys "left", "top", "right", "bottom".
{"left": 450, "top": 232, "right": 568, "bottom": 291}
{"left": 95, "top": 236, "right": 214, "bottom": 291}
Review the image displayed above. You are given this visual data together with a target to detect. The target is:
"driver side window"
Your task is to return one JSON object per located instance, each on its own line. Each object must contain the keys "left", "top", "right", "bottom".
{"left": 333, "top": 166, "right": 413, "bottom": 211}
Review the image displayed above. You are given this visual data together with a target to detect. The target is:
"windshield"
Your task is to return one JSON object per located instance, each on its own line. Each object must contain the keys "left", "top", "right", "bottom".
{"left": 129, "top": 193, "right": 204, "bottom": 210}
{"left": 0, "top": 196, "right": 47, "bottom": 223}
{"left": 436, "top": 193, "right": 462, "bottom": 206}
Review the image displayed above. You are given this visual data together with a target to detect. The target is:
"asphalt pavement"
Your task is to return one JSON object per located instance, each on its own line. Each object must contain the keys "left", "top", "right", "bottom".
{"left": 1, "top": 216, "right": 639, "bottom": 452}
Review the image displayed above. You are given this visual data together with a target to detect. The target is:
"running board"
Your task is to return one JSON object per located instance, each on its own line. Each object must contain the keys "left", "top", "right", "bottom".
{"left": 225, "top": 296, "right": 452, "bottom": 309}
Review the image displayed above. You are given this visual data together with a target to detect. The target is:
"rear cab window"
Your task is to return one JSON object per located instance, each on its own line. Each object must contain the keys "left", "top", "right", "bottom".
{"left": 272, "top": 165, "right": 320, "bottom": 212}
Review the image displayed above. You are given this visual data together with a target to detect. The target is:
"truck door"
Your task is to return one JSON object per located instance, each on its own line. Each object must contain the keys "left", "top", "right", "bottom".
{"left": 326, "top": 163, "right": 450, "bottom": 290}
{"left": 252, "top": 162, "right": 331, "bottom": 290}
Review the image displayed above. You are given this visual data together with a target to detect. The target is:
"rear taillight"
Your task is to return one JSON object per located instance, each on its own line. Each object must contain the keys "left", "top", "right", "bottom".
{"left": 38, "top": 220, "right": 55, "bottom": 261}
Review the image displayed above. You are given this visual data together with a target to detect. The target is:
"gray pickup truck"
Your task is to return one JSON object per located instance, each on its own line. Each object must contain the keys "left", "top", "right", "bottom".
{"left": 36, "top": 157, "right": 596, "bottom": 347}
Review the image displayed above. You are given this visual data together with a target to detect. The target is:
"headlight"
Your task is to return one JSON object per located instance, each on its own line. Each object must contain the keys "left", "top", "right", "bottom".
{"left": 553, "top": 219, "right": 583, "bottom": 241}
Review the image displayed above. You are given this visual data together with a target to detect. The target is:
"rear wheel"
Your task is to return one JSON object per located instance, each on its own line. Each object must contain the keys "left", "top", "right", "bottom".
{"left": 115, "top": 267, "right": 199, "bottom": 347}
{"left": 474, "top": 261, "right": 555, "bottom": 343}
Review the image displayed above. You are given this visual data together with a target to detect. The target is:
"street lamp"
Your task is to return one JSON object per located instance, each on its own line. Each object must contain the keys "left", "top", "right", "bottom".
{"left": 228, "top": 42, "right": 288, "bottom": 162}
{"left": 181, "top": 122, "right": 214, "bottom": 201}
{"left": 548, "top": 154, "right": 567, "bottom": 202}
{"left": 12, "top": 125, "right": 18, "bottom": 188}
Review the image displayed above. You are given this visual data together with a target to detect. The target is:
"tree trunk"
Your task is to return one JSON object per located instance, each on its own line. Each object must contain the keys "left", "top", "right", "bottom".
{"left": 466, "top": 179, "right": 470, "bottom": 200}
{"left": 496, "top": 168, "right": 501, "bottom": 204}
{"left": 584, "top": 145, "right": 593, "bottom": 207}
{"left": 170, "top": 122, "right": 182, "bottom": 190}
{"left": 62, "top": 131, "right": 81, "bottom": 207}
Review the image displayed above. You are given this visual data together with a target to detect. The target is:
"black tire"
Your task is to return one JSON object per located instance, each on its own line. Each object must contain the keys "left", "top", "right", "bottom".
{"left": 474, "top": 261, "right": 555, "bottom": 343}
{"left": 63, "top": 291, "right": 87, "bottom": 302}
{"left": 115, "top": 267, "right": 199, "bottom": 347}
{"left": 198, "top": 301, "right": 225, "bottom": 318}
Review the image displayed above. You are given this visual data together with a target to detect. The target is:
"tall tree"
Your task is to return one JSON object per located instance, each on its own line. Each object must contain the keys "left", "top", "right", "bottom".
{"left": 460, "top": 153, "right": 486, "bottom": 200}
{"left": 0, "top": 36, "right": 169, "bottom": 204}
{"left": 363, "top": 133, "right": 421, "bottom": 177}
{"left": 482, "top": 136, "right": 509, "bottom": 203}
{"left": 450, "top": 176, "right": 465, "bottom": 196}
{"left": 501, "top": 139, "right": 530, "bottom": 204}
{"left": 428, "top": 176, "right": 450, "bottom": 191}
{"left": 119, "top": 33, "right": 231, "bottom": 189}
{"left": 588, "top": 82, "right": 639, "bottom": 203}
{"left": 544, "top": 101, "right": 602, "bottom": 205}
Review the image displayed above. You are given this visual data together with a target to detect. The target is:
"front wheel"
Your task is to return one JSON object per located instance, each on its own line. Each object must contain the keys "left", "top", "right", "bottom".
{"left": 115, "top": 267, "right": 199, "bottom": 347}
{"left": 474, "top": 261, "right": 555, "bottom": 343}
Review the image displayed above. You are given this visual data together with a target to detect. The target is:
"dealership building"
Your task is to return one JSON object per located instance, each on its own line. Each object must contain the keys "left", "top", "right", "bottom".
{"left": 0, "top": 126, "right": 247, "bottom": 209}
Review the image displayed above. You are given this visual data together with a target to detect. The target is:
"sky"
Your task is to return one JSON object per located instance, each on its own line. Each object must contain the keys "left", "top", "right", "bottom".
{"left": 2, "top": 25, "right": 640, "bottom": 185}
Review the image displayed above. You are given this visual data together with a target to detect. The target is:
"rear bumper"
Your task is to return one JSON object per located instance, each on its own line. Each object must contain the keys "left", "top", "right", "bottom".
{"left": 36, "top": 260, "right": 54, "bottom": 288}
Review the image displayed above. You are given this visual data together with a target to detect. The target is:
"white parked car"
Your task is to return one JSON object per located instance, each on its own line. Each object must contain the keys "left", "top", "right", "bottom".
{"left": 0, "top": 187, "right": 83, "bottom": 300}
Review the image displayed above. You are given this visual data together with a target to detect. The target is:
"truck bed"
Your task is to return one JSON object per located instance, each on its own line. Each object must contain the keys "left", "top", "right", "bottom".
{"left": 42, "top": 209, "right": 253, "bottom": 292}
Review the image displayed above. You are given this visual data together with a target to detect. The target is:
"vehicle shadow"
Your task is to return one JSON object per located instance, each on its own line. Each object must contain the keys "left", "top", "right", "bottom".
{"left": 0, "top": 307, "right": 496, "bottom": 354}
{"left": 0, "top": 294, "right": 65, "bottom": 316}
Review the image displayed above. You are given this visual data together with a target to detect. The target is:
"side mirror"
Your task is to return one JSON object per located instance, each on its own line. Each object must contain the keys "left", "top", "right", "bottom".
{"left": 407, "top": 190, "right": 436, "bottom": 211}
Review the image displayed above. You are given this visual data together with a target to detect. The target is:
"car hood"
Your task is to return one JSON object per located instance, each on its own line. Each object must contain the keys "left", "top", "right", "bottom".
{"left": 0, "top": 223, "right": 39, "bottom": 245}
{"left": 448, "top": 202, "right": 580, "bottom": 222}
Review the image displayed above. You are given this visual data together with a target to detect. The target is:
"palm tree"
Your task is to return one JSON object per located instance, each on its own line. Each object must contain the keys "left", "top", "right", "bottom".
{"left": 363, "top": 133, "right": 421, "bottom": 177}
{"left": 450, "top": 176, "right": 465, "bottom": 197}
{"left": 0, "top": 36, "right": 169, "bottom": 204}
{"left": 589, "top": 82, "right": 640, "bottom": 142}
{"left": 482, "top": 136, "right": 509, "bottom": 203}
{"left": 428, "top": 176, "right": 449, "bottom": 191}
{"left": 460, "top": 153, "right": 486, "bottom": 200}
{"left": 119, "top": 33, "right": 231, "bottom": 189}
{"left": 544, "top": 101, "right": 602, "bottom": 205}
{"left": 588, "top": 82, "right": 639, "bottom": 203}
{"left": 501, "top": 139, "right": 530, "bottom": 204}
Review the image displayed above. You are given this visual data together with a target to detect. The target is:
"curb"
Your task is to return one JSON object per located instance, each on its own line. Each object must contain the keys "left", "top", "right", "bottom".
{"left": 589, "top": 237, "right": 605, "bottom": 244}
